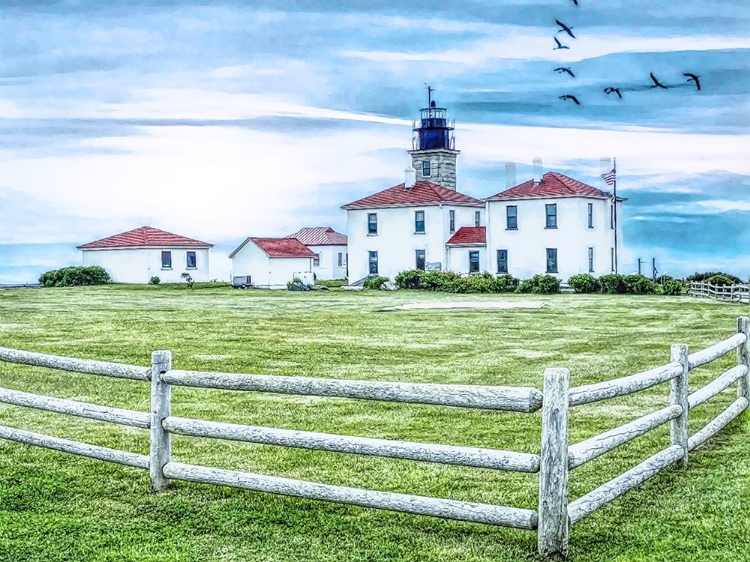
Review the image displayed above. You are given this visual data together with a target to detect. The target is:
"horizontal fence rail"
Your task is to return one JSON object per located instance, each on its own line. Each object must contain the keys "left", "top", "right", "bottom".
{"left": 0, "top": 387, "right": 150, "bottom": 429}
{"left": 163, "top": 369, "right": 543, "bottom": 413}
{"left": 0, "top": 346, "right": 149, "bottom": 381}
{"left": 687, "top": 333, "right": 747, "bottom": 369}
{"left": 0, "top": 425, "right": 150, "bottom": 469}
{"left": 163, "top": 416, "right": 540, "bottom": 472}
{"left": 0, "top": 316, "right": 748, "bottom": 559}
{"left": 688, "top": 397, "right": 749, "bottom": 452}
{"left": 568, "top": 445, "right": 685, "bottom": 525}
{"left": 163, "top": 461, "right": 539, "bottom": 529}
{"left": 568, "top": 405, "right": 682, "bottom": 469}
{"left": 568, "top": 362, "right": 682, "bottom": 407}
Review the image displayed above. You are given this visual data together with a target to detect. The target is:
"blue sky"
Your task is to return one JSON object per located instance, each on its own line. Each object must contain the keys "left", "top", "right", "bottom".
{"left": 1, "top": 0, "right": 749, "bottom": 282}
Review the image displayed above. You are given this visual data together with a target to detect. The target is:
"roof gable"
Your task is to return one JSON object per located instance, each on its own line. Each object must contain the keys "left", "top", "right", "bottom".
{"left": 446, "top": 226, "right": 486, "bottom": 246}
{"left": 286, "top": 227, "right": 348, "bottom": 246}
{"left": 486, "top": 172, "right": 610, "bottom": 201}
{"left": 77, "top": 226, "right": 213, "bottom": 250}
{"left": 230, "top": 237, "right": 317, "bottom": 259}
{"left": 341, "top": 180, "right": 484, "bottom": 210}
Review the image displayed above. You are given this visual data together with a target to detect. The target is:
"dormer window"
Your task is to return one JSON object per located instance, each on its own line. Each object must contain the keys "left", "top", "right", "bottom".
{"left": 422, "top": 160, "right": 431, "bottom": 177}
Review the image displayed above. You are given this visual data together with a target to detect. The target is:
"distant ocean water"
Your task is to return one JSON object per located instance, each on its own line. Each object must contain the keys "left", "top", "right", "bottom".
{"left": 0, "top": 243, "right": 233, "bottom": 284}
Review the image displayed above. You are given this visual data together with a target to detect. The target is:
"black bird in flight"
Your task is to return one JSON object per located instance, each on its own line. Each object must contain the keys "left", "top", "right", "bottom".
{"left": 573, "top": 0, "right": 579, "bottom": 5}
{"left": 559, "top": 94, "right": 581, "bottom": 105}
{"left": 604, "top": 87, "right": 622, "bottom": 99}
{"left": 684, "top": 73, "right": 701, "bottom": 91}
{"left": 553, "top": 37, "right": 569, "bottom": 50}
{"left": 649, "top": 72, "right": 669, "bottom": 89}
{"left": 554, "top": 67, "right": 575, "bottom": 77}
{"left": 556, "top": 20, "right": 575, "bottom": 38}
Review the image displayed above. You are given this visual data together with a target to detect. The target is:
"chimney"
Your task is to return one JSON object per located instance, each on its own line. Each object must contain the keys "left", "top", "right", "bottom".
{"left": 533, "top": 157, "right": 543, "bottom": 185}
{"left": 505, "top": 163, "right": 516, "bottom": 188}
{"left": 404, "top": 165, "right": 417, "bottom": 189}
{"left": 599, "top": 157, "right": 612, "bottom": 191}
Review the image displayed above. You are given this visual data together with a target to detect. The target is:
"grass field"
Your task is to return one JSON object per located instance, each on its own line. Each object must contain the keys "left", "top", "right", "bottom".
{"left": 0, "top": 285, "right": 748, "bottom": 562}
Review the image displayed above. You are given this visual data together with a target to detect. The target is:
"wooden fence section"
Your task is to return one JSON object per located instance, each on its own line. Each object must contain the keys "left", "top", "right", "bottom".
{"left": 0, "top": 317, "right": 749, "bottom": 558}
{"left": 689, "top": 281, "right": 750, "bottom": 304}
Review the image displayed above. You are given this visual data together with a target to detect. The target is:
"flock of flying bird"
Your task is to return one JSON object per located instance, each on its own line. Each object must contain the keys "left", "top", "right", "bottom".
{"left": 552, "top": 0, "right": 701, "bottom": 106}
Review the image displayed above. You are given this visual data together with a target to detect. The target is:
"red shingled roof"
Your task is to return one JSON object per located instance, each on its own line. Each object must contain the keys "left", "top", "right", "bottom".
{"left": 229, "top": 237, "right": 317, "bottom": 259}
{"left": 341, "top": 180, "right": 484, "bottom": 209}
{"left": 286, "top": 227, "right": 348, "bottom": 246}
{"left": 77, "top": 226, "right": 212, "bottom": 250}
{"left": 446, "top": 227, "right": 486, "bottom": 246}
{"left": 486, "top": 172, "right": 611, "bottom": 201}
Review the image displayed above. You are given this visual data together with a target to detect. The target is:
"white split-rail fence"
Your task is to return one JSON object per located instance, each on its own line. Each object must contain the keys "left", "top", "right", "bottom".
{"left": 0, "top": 317, "right": 748, "bottom": 558}
{"left": 689, "top": 281, "right": 750, "bottom": 304}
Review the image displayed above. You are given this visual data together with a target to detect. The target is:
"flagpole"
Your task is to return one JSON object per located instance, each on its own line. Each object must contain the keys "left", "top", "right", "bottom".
{"left": 613, "top": 157, "right": 618, "bottom": 274}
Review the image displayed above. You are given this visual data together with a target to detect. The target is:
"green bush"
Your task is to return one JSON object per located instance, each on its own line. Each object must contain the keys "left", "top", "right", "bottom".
{"left": 658, "top": 279, "right": 686, "bottom": 295}
{"left": 39, "top": 266, "right": 111, "bottom": 287}
{"left": 568, "top": 274, "right": 600, "bottom": 293}
{"left": 598, "top": 274, "right": 627, "bottom": 294}
{"left": 686, "top": 271, "right": 742, "bottom": 285}
{"left": 394, "top": 270, "right": 518, "bottom": 293}
{"left": 517, "top": 274, "right": 559, "bottom": 294}
{"left": 286, "top": 276, "right": 303, "bottom": 290}
{"left": 704, "top": 274, "right": 737, "bottom": 286}
{"left": 624, "top": 274, "right": 656, "bottom": 294}
{"left": 149, "top": 276, "right": 160, "bottom": 285}
{"left": 363, "top": 276, "right": 390, "bottom": 290}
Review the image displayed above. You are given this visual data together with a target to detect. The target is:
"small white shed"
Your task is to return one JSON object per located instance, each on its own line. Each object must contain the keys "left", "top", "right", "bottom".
{"left": 77, "top": 226, "right": 213, "bottom": 284}
{"left": 229, "top": 237, "right": 316, "bottom": 289}
{"left": 286, "top": 227, "right": 348, "bottom": 281}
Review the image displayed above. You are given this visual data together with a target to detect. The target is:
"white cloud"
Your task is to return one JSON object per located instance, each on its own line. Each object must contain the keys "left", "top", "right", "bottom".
{"left": 339, "top": 33, "right": 750, "bottom": 67}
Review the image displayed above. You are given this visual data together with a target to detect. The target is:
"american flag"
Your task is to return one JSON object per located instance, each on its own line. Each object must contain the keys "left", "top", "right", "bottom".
{"left": 601, "top": 168, "right": 616, "bottom": 186}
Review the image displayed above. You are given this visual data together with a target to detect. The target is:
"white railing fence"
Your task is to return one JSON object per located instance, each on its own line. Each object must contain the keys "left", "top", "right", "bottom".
{"left": 0, "top": 317, "right": 748, "bottom": 558}
{"left": 689, "top": 281, "right": 750, "bottom": 304}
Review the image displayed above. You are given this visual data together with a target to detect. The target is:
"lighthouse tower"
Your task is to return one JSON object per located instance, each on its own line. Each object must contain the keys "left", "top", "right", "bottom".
{"left": 408, "top": 88, "right": 460, "bottom": 191}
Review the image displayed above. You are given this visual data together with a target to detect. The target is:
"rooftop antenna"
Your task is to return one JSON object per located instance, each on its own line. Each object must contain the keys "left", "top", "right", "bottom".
{"left": 425, "top": 84, "right": 435, "bottom": 107}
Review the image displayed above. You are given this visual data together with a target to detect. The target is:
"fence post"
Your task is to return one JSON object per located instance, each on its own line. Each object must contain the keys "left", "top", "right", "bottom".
{"left": 669, "top": 344, "right": 689, "bottom": 469}
{"left": 538, "top": 367, "right": 570, "bottom": 558}
{"left": 738, "top": 317, "right": 750, "bottom": 400}
{"left": 150, "top": 350, "right": 172, "bottom": 491}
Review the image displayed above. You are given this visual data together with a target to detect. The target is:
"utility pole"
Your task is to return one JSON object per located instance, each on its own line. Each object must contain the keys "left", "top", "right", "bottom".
{"left": 638, "top": 258, "right": 642, "bottom": 276}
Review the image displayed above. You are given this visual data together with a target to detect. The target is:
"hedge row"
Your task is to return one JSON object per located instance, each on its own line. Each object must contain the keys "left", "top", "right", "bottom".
{"left": 568, "top": 273, "right": 684, "bottom": 295}
{"left": 39, "top": 266, "right": 111, "bottom": 287}
{"left": 393, "top": 270, "right": 560, "bottom": 294}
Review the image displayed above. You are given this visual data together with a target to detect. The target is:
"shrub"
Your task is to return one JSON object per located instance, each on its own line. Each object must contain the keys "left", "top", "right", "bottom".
{"left": 704, "top": 274, "right": 737, "bottom": 286}
{"left": 624, "top": 274, "right": 656, "bottom": 295}
{"left": 181, "top": 272, "right": 195, "bottom": 290}
{"left": 598, "top": 273, "right": 627, "bottom": 294}
{"left": 149, "top": 276, "right": 161, "bottom": 285}
{"left": 39, "top": 266, "right": 111, "bottom": 287}
{"left": 517, "top": 274, "right": 559, "bottom": 294}
{"left": 363, "top": 275, "right": 390, "bottom": 290}
{"left": 287, "top": 276, "right": 303, "bottom": 290}
{"left": 686, "top": 271, "right": 742, "bottom": 284}
{"left": 568, "top": 274, "right": 600, "bottom": 293}
{"left": 394, "top": 269, "right": 424, "bottom": 290}
{"left": 658, "top": 279, "right": 686, "bottom": 295}
{"left": 394, "top": 270, "right": 518, "bottom": 293}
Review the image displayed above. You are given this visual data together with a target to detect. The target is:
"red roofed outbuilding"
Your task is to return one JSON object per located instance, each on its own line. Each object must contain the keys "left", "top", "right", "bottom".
{"left": 229, "top": 236, "right": 316, "bottom": 289}
{"left": 77, "top": 226, "right": 213, "bottom": 284}
{"left": 286, "top": 227, "right": 348, "bottom": 281}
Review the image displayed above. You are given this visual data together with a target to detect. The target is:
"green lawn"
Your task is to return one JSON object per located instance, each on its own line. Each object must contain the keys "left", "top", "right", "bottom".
{"left": 0, "top": 285, "right": 748, "bottom": 562}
